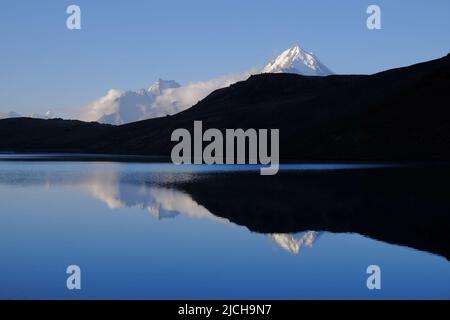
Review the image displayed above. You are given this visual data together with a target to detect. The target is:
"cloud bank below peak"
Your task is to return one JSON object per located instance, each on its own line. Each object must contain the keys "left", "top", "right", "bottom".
{"left": 151, "top": 71, "right": 254, "bottom": 115}
{"left": 80, "top": 71, "right": 254, "bottom": 125}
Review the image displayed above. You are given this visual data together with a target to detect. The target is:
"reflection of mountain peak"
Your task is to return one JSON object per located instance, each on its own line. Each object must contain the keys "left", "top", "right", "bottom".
{"left": 147, "top": 203, "right": 179, "bottom": 220}
{"left": 270, "top": 231, "right": 320, "bottom": 255}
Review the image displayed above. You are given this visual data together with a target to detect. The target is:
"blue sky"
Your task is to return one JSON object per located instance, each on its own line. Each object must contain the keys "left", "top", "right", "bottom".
{"left": 1, "top": 0, "right": 449, "bottom": 115}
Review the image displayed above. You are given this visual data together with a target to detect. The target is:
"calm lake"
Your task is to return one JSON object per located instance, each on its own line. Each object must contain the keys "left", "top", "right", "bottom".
{"left": 0, "top": 155, "right": 449, "bottom": 299}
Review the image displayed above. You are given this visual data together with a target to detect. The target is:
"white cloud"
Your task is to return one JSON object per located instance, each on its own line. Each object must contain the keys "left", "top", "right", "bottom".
{"left": 80, "top": 89, "right": 123, "bottom": 122}
{"left": 78, "top": 70, "right": 254, "bottom": 124}
{"left": 150, "top": 71, "right": 253, "bottom": 117}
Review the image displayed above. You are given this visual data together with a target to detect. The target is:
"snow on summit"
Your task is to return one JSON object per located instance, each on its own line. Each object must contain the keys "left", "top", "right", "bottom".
{"left": 91, "top": 79, "right": 181, "bottom": 125}
{"left": 262, "top": 44, "right": 333, "bottom": 76}
{"left": 148, "top": 79, "right": 181, "bottom": 95}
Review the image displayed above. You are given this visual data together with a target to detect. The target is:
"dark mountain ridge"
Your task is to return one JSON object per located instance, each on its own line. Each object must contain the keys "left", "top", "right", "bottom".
{"left": 1, "top": 53, "right": 450, "bottom": 161}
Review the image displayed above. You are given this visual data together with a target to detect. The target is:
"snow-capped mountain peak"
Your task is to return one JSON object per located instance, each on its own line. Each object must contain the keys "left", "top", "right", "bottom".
{"left": 94, "top": 79, "right": 181, "bottom": 125}
{"left": 29, "top": 111, "right": 58, "bottom": 119}
{"left": 148, "top": 78, "right": 181, "bottom": 95}
{"left": 262, "top": 44, "right": 333, "bottom": 76}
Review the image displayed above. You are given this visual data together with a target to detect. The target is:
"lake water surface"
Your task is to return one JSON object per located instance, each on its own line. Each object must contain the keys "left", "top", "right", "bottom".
{"left": 0, "top": 155, "right": 449, "bottom": 299}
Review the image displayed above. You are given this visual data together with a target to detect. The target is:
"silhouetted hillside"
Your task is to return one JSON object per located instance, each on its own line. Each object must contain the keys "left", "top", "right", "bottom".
{"left": 0, "top": 118, "right": 112, "bottom": 153}
{"left": 1, "top": 53, "right": 450, "bottom": 161}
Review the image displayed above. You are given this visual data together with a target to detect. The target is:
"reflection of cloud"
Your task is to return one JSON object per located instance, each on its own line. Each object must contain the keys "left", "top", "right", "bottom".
{"left": 81, "top": 172, "right": 123, "bottom": 209}
{"left": 79, "top": 71, "right": 254, "bottom": 124}
{"left": 80, "top": 172, "right": 320, "bottom": 255}
{"left": 270, "top": 231, "right": 319, "bottom": 255}
{"left": 80, "top": 171, "right": 227, "bottom": 223}
{"left": 147, "top": 187, "right": 224, "bottom": 222}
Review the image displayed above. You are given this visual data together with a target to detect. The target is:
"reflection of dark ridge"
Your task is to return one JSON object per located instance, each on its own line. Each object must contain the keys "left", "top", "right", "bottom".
{"left": 175, "top": 166, "right": 450, "bottom": 260}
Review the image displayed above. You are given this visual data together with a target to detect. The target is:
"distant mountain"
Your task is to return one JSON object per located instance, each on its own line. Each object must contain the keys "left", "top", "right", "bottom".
{"left": 29, "top": 111, "right": 57, "bottom": 120}
{"left": 262, "top": 44, "right": 333, "bottom": 76}
{"left": 148, "top": 78, "right": 181, "bottom": 95}
{"left": 97, "top": 89, "right": 154, "bottom": 125}
{"left": 0, "top": 111, "right": 59, "bottom": 120}
{"left": 0, "top": 111, "right": 21, "bottom": 119}
{"left": 97, "top": 79, "right": 181, "bottom": 125}
{"left": 1, "top": 54, "right": 450, "bottom": 161}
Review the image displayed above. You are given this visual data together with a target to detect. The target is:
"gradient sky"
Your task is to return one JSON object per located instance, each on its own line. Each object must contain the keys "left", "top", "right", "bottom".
{"left": 1, "top": 0, "right": 449, "bottom": 115}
